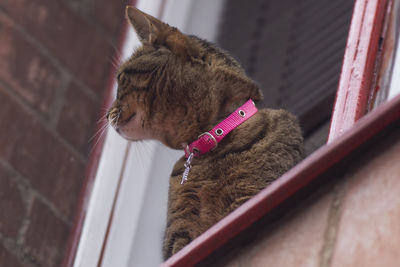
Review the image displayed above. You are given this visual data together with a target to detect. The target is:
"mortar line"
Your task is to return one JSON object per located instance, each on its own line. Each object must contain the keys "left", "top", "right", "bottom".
{"left": 0, "top": 82, "right": 87, "bottom": 164}
{"left": 0, "top": 7, "right": 102, "bottom": 103}
{"left": 0, "top": 232, "right": 40, "bottom": 267}
{"left": 318, "top": 180, "right": 346, "bottom": 267}
{"left": 62, "top": 0, "right": 120, "bottom": 47}
{"left": 49, "top": 72, "right": 72, "bottom": 128}
{"left": 0, "top": 160, "right": 72, "bottom": 226}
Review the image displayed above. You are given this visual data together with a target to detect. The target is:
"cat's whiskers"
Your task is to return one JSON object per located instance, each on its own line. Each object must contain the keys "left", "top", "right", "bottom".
{"left": 138, "top": 140, "right": 154, "bottom": 161}
{"left": 89, "top": 121, "right": 108, "bottom": 143}
{"left": 87, "top": 117, "right": 113, "bottom": 156}
{"left": 132, "top": 141, "right": 148, "bottom": 171}
{"left": 96, "top": 114, "right": 108, "bottom": 126}
{"left": 110, "top": 43, "right": 123, "bottom": 63}
{"left": 138, "top": 140, "right": 152, "bottom": 159}
{"left": 107, "top": 51, "right": 122, "bottom": 73}
{"left": 88, "top": 127, "right": 108, "bottom": 156}
{"left": 90, "top": 113, "right": 110, "bottom": 142}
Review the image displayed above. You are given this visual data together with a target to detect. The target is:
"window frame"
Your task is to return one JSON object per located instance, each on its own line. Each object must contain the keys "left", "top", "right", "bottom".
{"left": 328, "top": 0, "right": 391, "bottom": 141}
{"left": 62, "top": 0, "right": 399, "bottom": 266}
{"left": 61, "top": 11, "right": 131, "bottom": 267}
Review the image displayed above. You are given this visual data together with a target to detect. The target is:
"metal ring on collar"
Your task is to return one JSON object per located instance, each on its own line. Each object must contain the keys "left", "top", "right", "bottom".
{"left": 198, "top": 132, "right": 218, "bottom": 151}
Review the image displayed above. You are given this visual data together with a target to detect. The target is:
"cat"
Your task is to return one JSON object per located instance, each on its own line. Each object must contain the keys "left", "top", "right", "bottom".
{"left": 107, "top": 6, "right": 304, "bottom": 260}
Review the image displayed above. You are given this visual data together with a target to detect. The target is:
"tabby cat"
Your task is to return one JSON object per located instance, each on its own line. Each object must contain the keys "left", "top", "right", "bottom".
{"left": 107, "top": 6, "right": 304, "bottom": 260}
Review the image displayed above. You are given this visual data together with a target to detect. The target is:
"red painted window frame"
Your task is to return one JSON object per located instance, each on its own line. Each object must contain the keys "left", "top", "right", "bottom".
{"left": 62, "top": 0, "right": 397, "bottom": 266}
{"left": 328, "top": 0, "right": 391, "bottom": 141}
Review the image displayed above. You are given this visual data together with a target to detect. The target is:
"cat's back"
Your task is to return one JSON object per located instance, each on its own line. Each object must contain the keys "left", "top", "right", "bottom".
{"left": 254, "top": 108, "right": 304, "bottom": 173}
{"left": 258, "top": 108, "right": 304, "bottom": 153}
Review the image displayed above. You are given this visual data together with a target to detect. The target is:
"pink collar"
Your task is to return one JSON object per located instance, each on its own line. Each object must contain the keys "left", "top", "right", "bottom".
{"left": 184, "top": 99, "right": 258, "bottom": 158}
{"left": 181, "top": 99, "right": 258, "bottom": 184}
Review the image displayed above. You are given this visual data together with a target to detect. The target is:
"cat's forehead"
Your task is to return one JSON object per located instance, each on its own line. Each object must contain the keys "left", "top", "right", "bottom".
{"left": 130, "top": 44, "right": 155, "bottom": 59}
{"left": 117, "top": 45, "right": 166, "bottom": 75}
{"left": 116, "top": 34, "right": 243, "bottom": 77}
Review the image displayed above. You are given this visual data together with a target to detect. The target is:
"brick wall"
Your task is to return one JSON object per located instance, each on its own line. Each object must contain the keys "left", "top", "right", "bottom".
{"left": 201, "top": 127, "right": 400, "bottom": 267}
{"left": 0, "top": 1, "right": 128, "bottom": 266}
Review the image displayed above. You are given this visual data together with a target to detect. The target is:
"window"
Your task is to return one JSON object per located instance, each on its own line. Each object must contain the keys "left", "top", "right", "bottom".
{"left": 329, "top": 0, "right": 394, "bottom": 141}
{"left": 63, "top": 0, "right": 400, "bottom": 266}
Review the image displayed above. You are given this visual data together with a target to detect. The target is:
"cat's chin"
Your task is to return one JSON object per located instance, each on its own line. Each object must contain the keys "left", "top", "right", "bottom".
{"left": 115, "top": 111, "right": 150, "bottom": 141}
{"left": 125, "top": 137, "right": 142, "bottom": 142}
{"left": 117, "top": 129, "right": 147, "bottom": 142}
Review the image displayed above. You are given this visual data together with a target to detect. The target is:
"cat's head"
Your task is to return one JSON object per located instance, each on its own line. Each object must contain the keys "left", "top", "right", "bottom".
{"left": 107, "top": 6, "right": 262, "bottom": 149}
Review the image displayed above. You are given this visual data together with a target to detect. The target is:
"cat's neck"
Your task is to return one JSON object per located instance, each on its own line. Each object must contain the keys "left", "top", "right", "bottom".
{"left": 198, "top": 110, "right": 268, "bottom": 159}
{"left": 184, "top": 99, "right": 258, "bottom": 158}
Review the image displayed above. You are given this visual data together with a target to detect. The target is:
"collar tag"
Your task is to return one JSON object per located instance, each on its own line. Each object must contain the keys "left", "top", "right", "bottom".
{"left": 181, "top": 152, "right": 194, "bottom": 184}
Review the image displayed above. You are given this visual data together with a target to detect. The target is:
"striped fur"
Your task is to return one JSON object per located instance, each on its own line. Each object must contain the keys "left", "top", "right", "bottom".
{"left": 107, "top": 7, "right": 304, "bottom": 259}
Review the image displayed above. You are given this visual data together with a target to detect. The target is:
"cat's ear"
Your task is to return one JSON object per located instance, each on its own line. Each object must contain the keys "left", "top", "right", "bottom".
{"left": 126, "top": 6, "right": 200, "bottom": 59}
{"left": 126, "top": 6, "right": 165, "bottom": 43}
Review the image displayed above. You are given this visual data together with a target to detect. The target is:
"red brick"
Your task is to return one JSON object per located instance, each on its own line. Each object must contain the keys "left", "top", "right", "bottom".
{"left": 0, "top": 14, "right": 63, "bottom": 116}
{"left": 0, "top": 243, "right": 23, "bottom": 267}
{"left": 10, "top": 121, "right": 85, "bottom": 219}
{"left": 1, "top": 0, "right": 115, "bottom": 94}
{"left": 0, "top": 166, "right": 26, "bottom": 238}
{"left": 0, "top": 89, "right": 28, "bottom": 160}
{"left": 93, "top": 0, "right": 127, "bottom": 38}
{"left": 331, "top": 139, "right": 400, "bottom": 267}
{"left": 0, "top": 90, "right": 85, "bottom": 219}
{"left": 24, "top": 199, "right": 69, "bottom": 267}
{"left": 56, "top": 83, "right": 100, "bottom": 154}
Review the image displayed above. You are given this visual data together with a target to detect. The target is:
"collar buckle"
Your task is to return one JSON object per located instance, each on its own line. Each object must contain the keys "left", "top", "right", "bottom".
{"left": 198, "top": 132, "right": 218, "bottom": 151}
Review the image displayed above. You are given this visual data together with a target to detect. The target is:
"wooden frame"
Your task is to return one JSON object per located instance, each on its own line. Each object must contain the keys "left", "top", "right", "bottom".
{"left": 329, "top": 0, "right": 390, "bottom": 141}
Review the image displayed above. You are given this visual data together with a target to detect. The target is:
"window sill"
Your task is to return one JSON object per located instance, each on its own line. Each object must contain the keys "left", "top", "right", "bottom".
{"left": 162, "top": 93, "right": 400, "bottom": 266}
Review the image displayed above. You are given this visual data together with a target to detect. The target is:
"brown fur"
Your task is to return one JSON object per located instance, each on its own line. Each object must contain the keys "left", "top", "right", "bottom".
{"left": 107, "top": 6, "right": 304, "bottom": 260}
